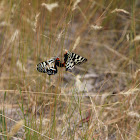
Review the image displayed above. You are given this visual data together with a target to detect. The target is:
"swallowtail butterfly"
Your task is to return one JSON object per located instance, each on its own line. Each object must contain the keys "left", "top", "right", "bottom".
{"left": 36, "top": 50, "right": 87, "bottom": 75}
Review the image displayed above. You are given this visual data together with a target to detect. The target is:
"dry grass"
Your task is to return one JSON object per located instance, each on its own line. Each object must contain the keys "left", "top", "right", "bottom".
{"left": 0, "top": 0, "right": 140, "bottom": 140}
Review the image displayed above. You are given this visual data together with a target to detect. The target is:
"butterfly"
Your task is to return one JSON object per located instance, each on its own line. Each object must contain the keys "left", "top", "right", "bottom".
{"left": 63, "top": 50, "right": 87, "bottom": 71}
{"left": 36, "top": 51, "right": 87, "bottom": 75}
{"left": 36, "top": 57, "right": 59, "bottom": 75}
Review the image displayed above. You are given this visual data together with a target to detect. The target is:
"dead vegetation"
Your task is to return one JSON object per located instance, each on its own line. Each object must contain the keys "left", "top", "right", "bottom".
{"left": 0, "top": 0, "right": 140, "bottom": 139}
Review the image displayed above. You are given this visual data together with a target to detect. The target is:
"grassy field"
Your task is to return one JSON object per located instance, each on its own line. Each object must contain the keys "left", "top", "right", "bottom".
{"left": 0, "top": 0, "right": 140, "bottom": 139}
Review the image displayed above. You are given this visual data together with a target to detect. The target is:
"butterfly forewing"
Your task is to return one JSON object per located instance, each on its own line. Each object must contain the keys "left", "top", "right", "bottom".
{"left": 71, "top": 52, "right": 87, "bottom": 65}
{"left": 65, "top": 51, "right": 87, "bottom": 71}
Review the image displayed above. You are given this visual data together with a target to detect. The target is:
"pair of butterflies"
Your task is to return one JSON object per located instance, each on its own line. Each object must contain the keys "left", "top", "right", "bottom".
{"left": 36, "top": 50, "right": 87, "bottom": 75}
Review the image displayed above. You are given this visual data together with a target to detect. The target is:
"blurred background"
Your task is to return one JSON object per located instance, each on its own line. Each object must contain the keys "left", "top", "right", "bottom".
{"left": 0, "top": 0, "right": 140, "bottom": 139}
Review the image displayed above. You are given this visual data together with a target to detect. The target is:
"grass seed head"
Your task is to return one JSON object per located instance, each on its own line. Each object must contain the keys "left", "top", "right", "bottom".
{"left": 41, "top": 2, "right": 59, "bottom": 12}
{"left": 111, "top": 8, "right": 129, "bottom": 14}
{"left": 72, "top": 36, "right": 80, "bottom": 51}
{"left": 91, "top": 25, "right": 103, "bottom": 30}
{"left": 72, "top": 0, "right": 81, "bottom": 11}
{"left": 133, "top": 35, "right": 140, "bottom": 42}
{"left": 8, "top": 120, "right": 24, "bottom": 138}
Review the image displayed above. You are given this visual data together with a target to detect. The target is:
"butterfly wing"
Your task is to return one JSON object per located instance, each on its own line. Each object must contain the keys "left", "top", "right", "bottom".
{"left": 65, "top": 51, "right": 87, "bottom": 71}
{"left": 65, "top": 58, "right": 75, "bottom": 71}
{"left": 36, "top": 57, "right": 58, "bottom": 75}
{"left": 47, "top": 67, "right": 57, "bottom": 75}
{"left": 71, "top": 52, "right": 87, "bottom": 65}
{"left": 36, "top": 61, "right": 48, "bottom": 73}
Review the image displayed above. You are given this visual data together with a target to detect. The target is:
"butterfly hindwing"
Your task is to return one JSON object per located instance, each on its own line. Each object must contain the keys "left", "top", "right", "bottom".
{"left": 36, "top": 61, "right": 48, "bottom": 73}
{"left": 66, "top": 58, "right": 75, "bottom": 71}
{"left": 47, "top": 67, "right": 57, "bottom": 75}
